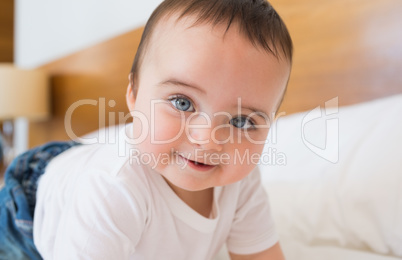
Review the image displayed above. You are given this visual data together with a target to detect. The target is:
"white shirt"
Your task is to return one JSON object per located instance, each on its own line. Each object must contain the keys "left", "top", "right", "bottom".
{"left": 34, "top": 125, "right": 278, "bottom": 259}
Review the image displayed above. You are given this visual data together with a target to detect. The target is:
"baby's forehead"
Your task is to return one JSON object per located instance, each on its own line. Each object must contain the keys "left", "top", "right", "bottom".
{"left": 149, "top": 12, "right": 267, "bottom": 56}
{"left": 151, "top": 13, "right": 223, "bottom": 41}
{"left": 141, "top": 12, "right": 290, "bottom": 113}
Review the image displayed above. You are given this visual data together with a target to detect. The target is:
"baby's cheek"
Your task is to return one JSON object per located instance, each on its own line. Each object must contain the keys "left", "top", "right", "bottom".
{"left": 227, "top": 141, "right": 265, "bottom": 166}
{"left": 132, "top": 116, "right": 149, "bottom": 142}
{"left": 152, "top": 109, "right": 185, "bottom": 144}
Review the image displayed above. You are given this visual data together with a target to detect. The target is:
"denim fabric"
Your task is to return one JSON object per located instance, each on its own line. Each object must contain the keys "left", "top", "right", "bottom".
{"left": 0, "top": 141, "right": 80, "bottom": 260}
{"left": 0, "top": 134, "right": 4, "bottom": 163}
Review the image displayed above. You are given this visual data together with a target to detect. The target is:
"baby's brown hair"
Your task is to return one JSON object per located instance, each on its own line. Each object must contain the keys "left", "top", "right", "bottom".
{"left": 129, "top": 0, "right": 293, "bottom": 96}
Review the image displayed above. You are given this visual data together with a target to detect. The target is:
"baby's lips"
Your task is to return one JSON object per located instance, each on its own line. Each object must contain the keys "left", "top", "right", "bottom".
{"left": 177, "top": 154, "right": 215, "bottom": 166}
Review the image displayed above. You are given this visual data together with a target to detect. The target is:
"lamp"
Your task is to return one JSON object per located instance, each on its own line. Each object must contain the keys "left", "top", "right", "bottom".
{"left": 0, "top": 63, "right": 49, "bottom": 167}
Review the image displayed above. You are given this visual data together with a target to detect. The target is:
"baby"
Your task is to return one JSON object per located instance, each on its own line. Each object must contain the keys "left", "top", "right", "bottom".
{"left": 32, "top": 0, "right": 293, "bottom": 259}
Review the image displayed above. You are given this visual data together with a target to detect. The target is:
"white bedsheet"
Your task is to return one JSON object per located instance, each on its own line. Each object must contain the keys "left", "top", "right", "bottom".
{"left": 259, "top": 94, "right": 402, "bottom": 260}
{"left": 279, "top": 236, "right": 402, "bottom": 260}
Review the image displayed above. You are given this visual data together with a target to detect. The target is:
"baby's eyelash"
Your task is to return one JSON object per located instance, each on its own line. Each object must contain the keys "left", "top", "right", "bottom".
{"left": 230, "top": 115, "right": 256, "bottom": 130}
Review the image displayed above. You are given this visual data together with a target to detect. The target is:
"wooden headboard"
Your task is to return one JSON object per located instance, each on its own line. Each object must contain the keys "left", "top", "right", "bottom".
{"left": 29, "top": 0, "right": 402, "bottom": 147}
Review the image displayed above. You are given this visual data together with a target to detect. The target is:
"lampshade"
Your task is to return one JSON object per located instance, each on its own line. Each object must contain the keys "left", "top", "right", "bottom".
{"left": 0, "top": 63, "right": 49, "bottom": 121}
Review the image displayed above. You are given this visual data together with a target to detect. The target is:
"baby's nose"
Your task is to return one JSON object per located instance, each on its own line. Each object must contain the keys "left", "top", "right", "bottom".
{"left": 186, "top": 114, "right": 223, "bottom": 151}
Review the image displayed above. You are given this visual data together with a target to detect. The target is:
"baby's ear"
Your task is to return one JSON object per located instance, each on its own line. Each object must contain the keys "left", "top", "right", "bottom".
{"left": 126, "top": 75, "right": 136, "bottom": 113}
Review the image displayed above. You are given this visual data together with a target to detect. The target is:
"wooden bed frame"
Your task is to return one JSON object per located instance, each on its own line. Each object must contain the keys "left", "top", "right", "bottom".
{"left": 29, "top": 0, "right": 402, "bottom": 147}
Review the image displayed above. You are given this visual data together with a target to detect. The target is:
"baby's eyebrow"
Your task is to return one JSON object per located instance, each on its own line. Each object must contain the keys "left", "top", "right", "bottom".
{"left": 239, "top": 106, "right": 269, "bottom": 122}
{"left": 158, "top": 78, "right": 206, "bottom": 94}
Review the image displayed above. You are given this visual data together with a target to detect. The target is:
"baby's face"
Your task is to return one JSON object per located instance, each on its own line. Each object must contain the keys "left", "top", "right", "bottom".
{"left": 127, "top": 15, "right": 290, "bottom": 192}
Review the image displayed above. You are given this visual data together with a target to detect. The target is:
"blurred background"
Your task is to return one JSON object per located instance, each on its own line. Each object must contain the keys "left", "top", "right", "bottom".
{"left": 0, "top": 0, "right": 164, "bottom": 177}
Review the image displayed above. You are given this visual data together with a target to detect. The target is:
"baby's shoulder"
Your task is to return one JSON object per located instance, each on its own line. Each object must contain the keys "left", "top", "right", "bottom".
{"left": 41, "top": 141, "right": 151, "bottom": 202}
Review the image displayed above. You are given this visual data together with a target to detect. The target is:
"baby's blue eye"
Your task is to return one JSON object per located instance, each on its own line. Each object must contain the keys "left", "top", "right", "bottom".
{"left": 170, "top": 97, "right": 195, "bottom": 112}
{"left": 230, "top": 116, "right": 255, "bottom": 129}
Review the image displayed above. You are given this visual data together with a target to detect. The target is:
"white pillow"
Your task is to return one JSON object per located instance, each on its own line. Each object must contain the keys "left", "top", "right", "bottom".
{"left": 260, "top": 94, "right": 402, "bottom": 257}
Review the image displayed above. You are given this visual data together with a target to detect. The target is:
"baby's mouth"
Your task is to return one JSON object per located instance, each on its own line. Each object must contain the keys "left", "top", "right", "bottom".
{"left": 191, "top": 160, "right": 208, "bottom": 166}
{"left": 178, "top": 155, "right": 216, "bottom": 171}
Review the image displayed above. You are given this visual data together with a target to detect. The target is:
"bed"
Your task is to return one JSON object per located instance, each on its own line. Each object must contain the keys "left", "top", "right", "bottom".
{"left": 254, "top": 94, "right": 402, "bottom": 260}
{"left": 29, "top": 0, "right": 402, "bottom": 259}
